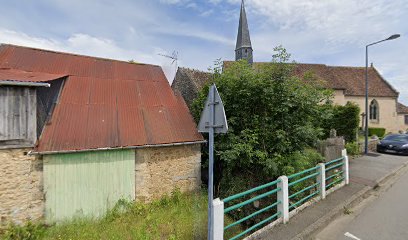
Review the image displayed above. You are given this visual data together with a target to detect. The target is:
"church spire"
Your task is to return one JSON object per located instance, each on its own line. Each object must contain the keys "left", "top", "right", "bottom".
{"left": 235, "top": 0, "right": 253, "bottom": 64}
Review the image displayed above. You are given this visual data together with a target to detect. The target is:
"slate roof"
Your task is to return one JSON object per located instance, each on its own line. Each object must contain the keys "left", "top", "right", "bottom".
{"left": 171, "top": 67, "right": 212, "bottom": 108}
{"left": 236, "top": 0, "right": 252, "bottom": 50}
{"left": 397, "top": 102, "right": 408, "bottom": 114}
{"left": 0, "top": 44, "right": 203, "bottom": 153}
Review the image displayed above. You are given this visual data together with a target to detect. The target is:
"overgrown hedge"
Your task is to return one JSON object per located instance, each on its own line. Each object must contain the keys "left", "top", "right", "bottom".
{"left": 345, "top": 142, "right": 360, "bottom": 156}
{"left": 319, "top": 102, "right": 360, "bottom": 142}
{"left": 368, "top": 128, "right": 386, "bottom": 137}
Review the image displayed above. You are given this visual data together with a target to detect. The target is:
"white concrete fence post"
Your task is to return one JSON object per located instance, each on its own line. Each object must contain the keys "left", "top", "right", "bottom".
{"left": 277, "top": 176, "right": 289, "bottom": 223}
{"left": 316, "top": 163, "right": 326, "bottom": 200}
{"left": 342, "top": 149, "right": 349, "bottom": 185}
{"left": 212, "top": 198, "right": 224, "bottom": 240}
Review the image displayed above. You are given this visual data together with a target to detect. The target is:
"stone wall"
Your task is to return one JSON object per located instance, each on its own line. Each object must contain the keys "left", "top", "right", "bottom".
{"left": 135, "top": 144, "right": 201, "bottom": 202}
{"left": 317, "top": 137, "right": 345, "bottom": 162}
{"left": 358, "top": 138, "right": 380, "bottom": 153}
{"left": 0, "top": 148, "right": 44, "bottom": 225}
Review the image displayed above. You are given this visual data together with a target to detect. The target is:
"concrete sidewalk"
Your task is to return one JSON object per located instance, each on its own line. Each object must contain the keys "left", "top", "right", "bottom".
{"left": 250, "top": 153, "right": 408, "bottom": 240}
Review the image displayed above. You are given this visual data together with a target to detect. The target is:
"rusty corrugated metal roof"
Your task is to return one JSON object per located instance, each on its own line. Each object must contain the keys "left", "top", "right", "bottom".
{"left": 0, "top": 68, "right": 67, "bottom": 82}
{"left": 0, "top": 44, "right": 203, "bottom": 153}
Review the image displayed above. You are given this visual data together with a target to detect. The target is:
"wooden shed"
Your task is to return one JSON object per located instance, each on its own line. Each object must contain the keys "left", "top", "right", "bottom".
{"left": 0, "top": 44, "right": 203, "bottom": 224}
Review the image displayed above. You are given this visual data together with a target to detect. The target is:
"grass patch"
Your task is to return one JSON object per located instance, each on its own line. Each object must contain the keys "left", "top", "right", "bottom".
{"left": 343, "top": 206, "right": 353, "bottom": 215}
{"left": 1, "top": 190, "right": 241, "bottom": 240}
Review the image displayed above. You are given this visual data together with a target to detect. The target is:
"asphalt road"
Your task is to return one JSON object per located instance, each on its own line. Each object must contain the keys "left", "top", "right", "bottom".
{"left": 314, "top": 159, "right": 408, "bottom": 240}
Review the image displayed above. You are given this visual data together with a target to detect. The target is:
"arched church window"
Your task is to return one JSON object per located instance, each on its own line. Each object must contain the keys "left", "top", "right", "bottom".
{"left": 369, "top": 100, "right": 379, "bottom": 121}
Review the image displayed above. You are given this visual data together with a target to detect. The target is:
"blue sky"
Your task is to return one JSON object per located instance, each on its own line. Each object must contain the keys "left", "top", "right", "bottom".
{"left": 0, "top": 0, "right": 407, "bottom": 104}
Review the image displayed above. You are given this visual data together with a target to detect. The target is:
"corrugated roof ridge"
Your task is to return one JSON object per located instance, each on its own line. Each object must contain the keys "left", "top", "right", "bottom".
{"left": 1, "top": 43, "right": 161, "bottom": 68}
{"left": 0, "top": 67, "right": 69, "bottom": 74}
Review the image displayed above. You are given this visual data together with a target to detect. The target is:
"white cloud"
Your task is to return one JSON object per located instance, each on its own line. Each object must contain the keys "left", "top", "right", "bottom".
{"left": 209, "top": 0, "right": 223, "bottom": 4}
{"left": 0, "top": 28, "right": 177, "bottom": 81}
{"left": 159, "top": 0, "right": 185, "bottom": 4}
{"left": 200, "top": 9, "right": 214, "bottom": 17}
{"left": 155, "top": 24, "right": 234, "bottom": 46}
{"left": 249, "top": 0, "right": 406, "bottom": 46}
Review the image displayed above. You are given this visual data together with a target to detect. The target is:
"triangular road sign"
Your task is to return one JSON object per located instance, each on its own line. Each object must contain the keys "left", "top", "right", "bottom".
{"left": 198, "top": 84, "right": 228, "bottom": 134}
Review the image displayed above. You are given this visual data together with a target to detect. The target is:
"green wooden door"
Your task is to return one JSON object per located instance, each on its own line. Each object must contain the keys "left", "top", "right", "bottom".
{"left": 43, "top": 149, "right": 135, "bottom": 223}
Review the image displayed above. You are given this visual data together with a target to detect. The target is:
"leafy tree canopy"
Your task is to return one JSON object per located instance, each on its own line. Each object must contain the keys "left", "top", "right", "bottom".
{"left": 192, "top": 46, "right": 333, "bottom": 195}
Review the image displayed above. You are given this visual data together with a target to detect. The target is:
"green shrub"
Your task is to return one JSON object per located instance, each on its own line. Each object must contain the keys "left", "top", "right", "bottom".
{"left": 1, "top": 222, "right": 46, "bottom": 240}
{"left": 368, "top": 128, "right": 386, "bottom": 137}
{"left": 345, "top": 142, "right": 360, "bottom": 156}
{"left": 319, "top": 102, "right": 360, "bottom": 142}
{"left": 192, "top": 47, "right": 331, "bottom": 198}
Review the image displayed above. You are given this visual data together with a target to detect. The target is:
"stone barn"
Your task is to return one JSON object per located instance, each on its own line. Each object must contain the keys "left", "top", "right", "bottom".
{"left": 0, "top": 44, "right": 204, "bottom": 224}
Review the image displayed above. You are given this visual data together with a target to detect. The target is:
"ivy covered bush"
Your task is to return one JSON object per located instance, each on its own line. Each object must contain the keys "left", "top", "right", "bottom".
{"left": 318, "top": 102, "right": 360, "bottom": 142}
{"left": 192, "top": 46, "right": 333, "bottom": 199}
{"left": 368, "top": 128, "right": 386, "bottom": 138}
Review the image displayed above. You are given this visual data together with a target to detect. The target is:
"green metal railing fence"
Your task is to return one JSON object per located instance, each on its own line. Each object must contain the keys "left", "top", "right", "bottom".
{"left": 215, "top": 152, "right": 349, "bottom": 240}
{"left": 288, "top": 165, "right": 320, "bottom": 210}
{"left": 223, "top": 178, "right": 282, "bottom": 240}
{"left": 325, "top": 157, "right": 345, "bottom": 190}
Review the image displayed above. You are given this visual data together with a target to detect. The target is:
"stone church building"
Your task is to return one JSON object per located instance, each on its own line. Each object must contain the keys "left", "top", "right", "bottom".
{"left": 172, "top": 0, "right": 408, "bottom": 133}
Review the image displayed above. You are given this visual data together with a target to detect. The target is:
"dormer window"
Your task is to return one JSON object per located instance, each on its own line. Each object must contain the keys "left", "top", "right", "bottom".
{"left": 0, "top": 85, "right": 39, "bottom": 148}
{"left": 0, "top": 73, "right": 64, "bottom": 149}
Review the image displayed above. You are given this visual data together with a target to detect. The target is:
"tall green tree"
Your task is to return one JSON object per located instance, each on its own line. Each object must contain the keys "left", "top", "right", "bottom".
{"left": 192, "top": 46, "right": 332, "bottom": 197}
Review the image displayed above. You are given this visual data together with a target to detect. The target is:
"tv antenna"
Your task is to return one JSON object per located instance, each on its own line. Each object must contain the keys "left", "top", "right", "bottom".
{"left": 158, "top": 51, "right": 178, "bottom": 71}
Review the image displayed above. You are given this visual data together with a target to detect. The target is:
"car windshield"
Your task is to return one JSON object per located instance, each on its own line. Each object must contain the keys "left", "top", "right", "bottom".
{"left": 383, "top": 135, "right": 408, "bottom": 142}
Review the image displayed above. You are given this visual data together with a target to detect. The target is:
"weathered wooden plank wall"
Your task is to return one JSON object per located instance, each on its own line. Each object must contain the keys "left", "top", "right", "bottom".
{"left": 0, "top": 86, "right": 36, "bottom": 146}
{"left": 43, "top": 149, "right": 135, "bottom": 223}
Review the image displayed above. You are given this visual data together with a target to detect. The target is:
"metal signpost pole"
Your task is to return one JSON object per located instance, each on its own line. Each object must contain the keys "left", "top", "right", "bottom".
{"left": 208, "top": 86, "right": 215, "bottom": 240}
{"left": 365, "top": 46, "right": 369, "bottom": 155}
{"left": 198, "top": 84, "right": 228, "bottom": 240}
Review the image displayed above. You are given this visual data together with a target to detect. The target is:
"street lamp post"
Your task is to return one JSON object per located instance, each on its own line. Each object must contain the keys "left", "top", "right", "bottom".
{"left": 364, "top": 34, "right": 400, "bottom": 155}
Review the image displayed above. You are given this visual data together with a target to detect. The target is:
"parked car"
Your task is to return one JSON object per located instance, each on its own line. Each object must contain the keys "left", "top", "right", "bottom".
{"left": 377, "top": 134, "right": 408, "bottom": 155}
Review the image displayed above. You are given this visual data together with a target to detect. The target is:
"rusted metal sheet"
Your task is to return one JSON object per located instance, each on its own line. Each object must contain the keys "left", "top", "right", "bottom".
{"left": 0, "top": 44, "right": 203, "bottom": 152}
{"left": 0, "top": 68, "right": 66, "bottom": 82}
